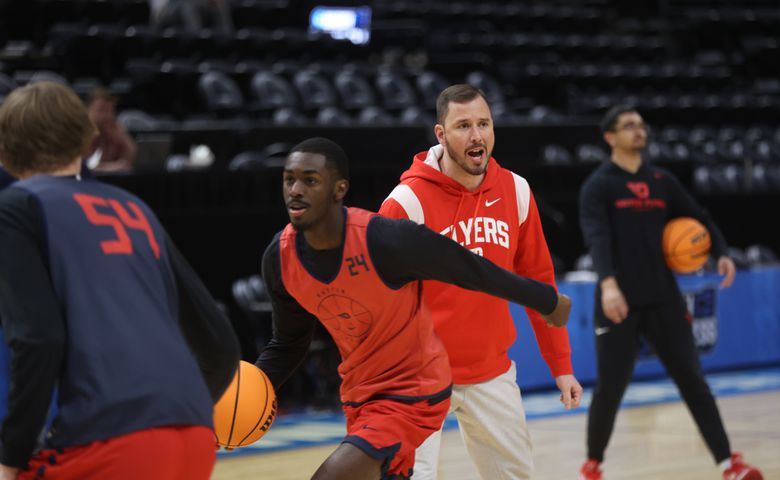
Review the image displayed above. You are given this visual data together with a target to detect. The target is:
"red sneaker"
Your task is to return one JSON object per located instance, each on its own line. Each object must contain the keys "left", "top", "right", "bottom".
{"left": 723, "top": 453, "right": 763, "bottom": 480}
{"left": 578, "top": 459, "right": 602, "bottom": 480}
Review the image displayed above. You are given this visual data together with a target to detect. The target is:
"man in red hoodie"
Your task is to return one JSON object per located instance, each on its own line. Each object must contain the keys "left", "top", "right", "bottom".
{"left": 379, "top": 84, "right": 583, "bottom": 479}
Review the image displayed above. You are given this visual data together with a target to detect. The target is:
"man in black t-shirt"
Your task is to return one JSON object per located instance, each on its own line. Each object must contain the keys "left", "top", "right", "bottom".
{"left": 577, "top": 105, "right": 762, "bottom": 480}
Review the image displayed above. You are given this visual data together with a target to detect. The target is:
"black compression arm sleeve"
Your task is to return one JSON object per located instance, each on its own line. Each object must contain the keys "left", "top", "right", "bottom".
{"left": 254, "top": 235, "right": 317, "bottom": 390}
{"left": 0, "top": 189, "right": 65, "bottom": 468}
{"left": 166, "top": 233, "right": 241, "bottom": 402}
{"left": 367, "top": 217, "right": 558, "bottom": 315}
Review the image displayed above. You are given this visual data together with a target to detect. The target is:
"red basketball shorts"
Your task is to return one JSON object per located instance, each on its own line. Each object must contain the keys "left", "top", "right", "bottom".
{"left": 19, "top": 425, "right": 215, "bottom": 480}
{"left": 343, "top": 397, "right": 450, "bottom": 479}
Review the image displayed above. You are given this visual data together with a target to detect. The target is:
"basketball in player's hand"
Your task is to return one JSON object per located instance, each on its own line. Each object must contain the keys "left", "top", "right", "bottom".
{"left": 662, "top": 217, "right": 711, "bottom": 273}
{"left": 214, "top": 361, "right": 277, "bottom": 448}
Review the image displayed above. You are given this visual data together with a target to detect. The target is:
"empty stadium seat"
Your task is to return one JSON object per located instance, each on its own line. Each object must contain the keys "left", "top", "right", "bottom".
{"left": 415, "top": 71, "right": 450, "bottom": 102}
{"left": 708, "top": 164, "right": 744, "bottom": 193}
{"left": 293, "top": 70, "right": 338, "bottom": 111}
{"left": 576, "top": 144, "right": 609, "bottom": 163}
{"left": 316, "top": 106, "right": 352, "bottom": 126}
{"left": 745, "top": 244, "right": 779, "bottom": 266}
{"left": 232, "top": 274, "right": 271, "bottom": 315}
{"left": 334, "top": 70, "right": 377, "bottom": 110}
{"left": 356, "top": 106, "right": 395, "bottom": 126}
{"left": 0, "top": 72, "right": 16, "bottom": 94}
{"left": 527, "top": 105, "right": 565, "bottom": 123}
{"left": 726, "top": 247, "right": 750, "bottom": 269}
{"left": 466, "top": 70, "right": 505, "bottom": 105}
{"left": 229, "top": 143, "right": 291, "bottom": 171}
{"left": 375, "top": 70, "right": 417, "bottom": 110}
{"left": 542, "top": 145, "right": 574, "bottom": 165}
{"left": 228, "top": 151, "right": 269, "bottom": 171}
{"left": 575, "top": 253, "right": 594, "bottom": 272}
{"left": 117, "top": 109, "right": 161, "bottom": 131}
{"left": 71, "top": 77, "right": 102, "bottom": 100}
{"left": 198, "top": 71, "right": 244, "bottom": 116}
{"left": 15, "top": 70, "right": 69, "bottom": 86}
{"left": 272, "top": 107, "right": 309, "bottom": 126}
{"left": 251, "top": 71, "right": 298, "bottom": 111}
{"left": 398, "top": 106, "right": 434, "bottom": 126}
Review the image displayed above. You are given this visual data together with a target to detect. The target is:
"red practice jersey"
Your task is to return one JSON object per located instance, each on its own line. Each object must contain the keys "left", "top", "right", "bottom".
{"left": 279, "top": 207, "right": 452, "bottom": 405}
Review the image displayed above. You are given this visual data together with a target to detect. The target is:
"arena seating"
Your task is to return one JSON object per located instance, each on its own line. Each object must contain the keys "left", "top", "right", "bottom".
{"left": 1, "top": 0, "right": 778, "bottom": 291}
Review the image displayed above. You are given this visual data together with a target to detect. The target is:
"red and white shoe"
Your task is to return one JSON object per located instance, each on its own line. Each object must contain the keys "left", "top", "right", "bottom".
{"left": 723, "top": 453, "right": 763, "bottom": 480}
{"left": 578, "top": 459, "right": 602, "bottom": 480}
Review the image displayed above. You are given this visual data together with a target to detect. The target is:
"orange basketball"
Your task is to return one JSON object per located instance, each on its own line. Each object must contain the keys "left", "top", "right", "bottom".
{"left": 662, "top": 217, "right": 711, "bottom": 273}
{"left": 214, "top": 360, "right": 277, "bottom": 448}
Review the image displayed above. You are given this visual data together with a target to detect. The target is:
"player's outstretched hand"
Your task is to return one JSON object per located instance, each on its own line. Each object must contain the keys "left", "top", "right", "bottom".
{"left": 542, "top": 292, "right": 571, "bottom": 327}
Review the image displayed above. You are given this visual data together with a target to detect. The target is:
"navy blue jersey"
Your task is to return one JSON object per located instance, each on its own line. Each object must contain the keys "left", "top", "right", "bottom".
{"left": 0, "top": 174, "right": 239, "bottom": 468}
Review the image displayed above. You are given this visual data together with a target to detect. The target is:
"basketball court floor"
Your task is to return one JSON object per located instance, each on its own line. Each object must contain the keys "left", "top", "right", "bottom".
{"left": 212, "top": 367, "right": 780, "bottom": 479}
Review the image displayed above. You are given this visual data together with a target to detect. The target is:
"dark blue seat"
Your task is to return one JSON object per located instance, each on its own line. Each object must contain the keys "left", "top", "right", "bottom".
{"left": 293, "top": 70, "right": 338, "bottom": 111}
{"left": 415, "top": 71, "right": 450, "bottom": 102}
{"left": 0, "top": 72, "right": 17, "bottom": 95}
{"left": 316, "top": 106, "right": 352, "bottom": 126}
{"left": 356, "top": 106, "right": 395, "bottom": 126}
{"left": 251, "top": 71, "right": 298, "bottom": 111}
{"left": 272, "top": 107, "right": 309, "bottom": 126}
{"left": 375, "top": 70, "right": 417, "bottom": 111}
{"left": 466, "top": 70, "right": 505, "bottom": 105}
{"left": 542, "top": 144, "right": 573, "bottom": 165}
{"left": 198, "top": 71, "right": 244, "bottom": 116}
{"left": 334, "top": 70, "right": 377, "bottom": 110}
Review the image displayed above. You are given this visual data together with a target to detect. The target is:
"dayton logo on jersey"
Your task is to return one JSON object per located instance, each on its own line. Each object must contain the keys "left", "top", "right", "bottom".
{"left": 317, "top": 294, "right": 374, "bottom": 350}
{"left": 439, "top": 216, "right": 510, "bottom": 256}
{"left": 626, "top": 181, "right": 649, "bottom": 198}
{"left": 616, "top": 181, "right": 666, "bottom": 210}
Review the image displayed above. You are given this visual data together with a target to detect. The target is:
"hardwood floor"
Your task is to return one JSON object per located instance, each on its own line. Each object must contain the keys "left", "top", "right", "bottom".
{"left": 212, "top": 390, "right": 780, "bottom": 479}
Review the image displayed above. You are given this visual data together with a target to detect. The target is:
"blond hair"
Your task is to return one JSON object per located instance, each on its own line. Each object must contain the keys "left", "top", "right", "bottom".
{"left": 0, "top": 81, "right": 96, "bottom": 176}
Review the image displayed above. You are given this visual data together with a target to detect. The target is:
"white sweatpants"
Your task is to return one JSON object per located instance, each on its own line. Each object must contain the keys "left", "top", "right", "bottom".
{"left": 412, "top": 361, "right": 533, "bottom": 479}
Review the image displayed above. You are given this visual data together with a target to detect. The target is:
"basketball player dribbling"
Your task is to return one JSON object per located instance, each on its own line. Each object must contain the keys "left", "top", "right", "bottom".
{"left": 256, "top": 137, "right": 571, "bottom": 480}
{"left": 577, "top": 105, "right": 761, "bottom": 480}
{"left": 0, "top": 82, "right": 240, "bottom": 480}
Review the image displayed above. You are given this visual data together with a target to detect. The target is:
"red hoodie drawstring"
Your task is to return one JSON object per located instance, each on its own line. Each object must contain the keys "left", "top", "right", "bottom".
{"left": 450, "top": 193, "right": 466, "bottom": 241}
{"left": 471, "top": 190, "right": 483, "bottom": 226}
{"left": 449, "top": 190, "right": 483, "bottom": 244}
